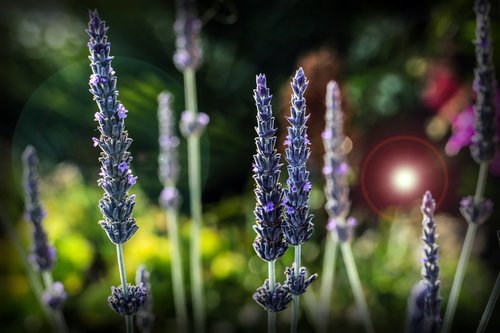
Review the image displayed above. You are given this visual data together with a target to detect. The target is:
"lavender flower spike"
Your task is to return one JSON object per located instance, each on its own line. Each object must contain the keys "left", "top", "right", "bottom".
{"left": 173, "top": 0, "right": 202, "bottom": 71}
{"left": 43, "top": 281, "right": 67, "bottom": 310}
{"left": 252, "top": 74, "right": 290, "bottom": 314}
{"left": 87, "top": 10, "right": 138, "bottom": 245}
{"left": 420, "top": 191, "right": 442, "bottom": 333}
{"left": 282, "top": 67, "right": 314, "bottom": 246}
{"left": 470, "top": 0, "right": 498, "bottom": 163}
{"left": 252, "top": 74, "right": 288, "bottom": 262}
{"left": 135, "top": 266, "right": 154, "bottom": 333}
{"left": 22, "top": 146, "right": 56, "bottom": 272}
{"left": 108, "top": 284, "right": 148, "bottom": 316}
{"left": 323, "top": 81, "right": 355, "bottom": 242}
{"left": 158, "top": 91, "right": 181, "bottom": 210}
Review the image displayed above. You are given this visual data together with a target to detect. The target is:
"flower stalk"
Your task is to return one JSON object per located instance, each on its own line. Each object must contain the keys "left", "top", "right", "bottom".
{"left": 87, "top": 10, "right": 147, "bottom": 332}
{"left": 158, "top": 91, "right": 188, "bottom": 332}
{"left": 442, "top": 0, "right": 497, "bottom": 331}
{"left": 282, "top": 68, "right": 317, "bottom": 333}
{"left": 322, "top": 81, "right": 374, "bottom": 333}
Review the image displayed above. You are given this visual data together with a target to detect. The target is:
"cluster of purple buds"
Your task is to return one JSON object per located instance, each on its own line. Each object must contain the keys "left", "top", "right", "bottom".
{"left": 253, "top": 279, "right": 292, "bottom": 313}
{"left": 43, "top": 281, "right": 67, "bottom": 310}
{"left": 158, "top": 91, "right": 181, "bottom": 210}
{"left": 136, "top": 266, "right": 155, "bottom": 333}
{"left": 173, "top": 0, "right": 202, "bottom": 71}
{"left": 322, "top": 81, "right": 356, "bottom": 243}
{"left": 87, "top": 10, "right": 138, "bottom": 245}
{"left": 459, "top": 196, "right": 493, "bottom": 225}
{"left": 251, "top": 74, "right": 290, "bottom": 311}
{"left": 420, "top": 191, "right": 442, "bottom": 333}
{"left": 470, "top": 0, "right": 498, "bottom": 163}
{"left": 22, "top": 146, "right": 56, "bottom": 272}
{"left": 179, "top": 110, "right": 209, "bottom": 137}
{"left": 284, "top": 265, "right": 318, "bottom": 296}
{"left": 282, "top": 67, "right": 314, "bottom": 246}
{"left": 108, "top": 284, "right": 148, "bottom": 316}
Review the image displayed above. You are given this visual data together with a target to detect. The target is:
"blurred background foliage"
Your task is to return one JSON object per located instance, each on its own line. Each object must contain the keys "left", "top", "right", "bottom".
{"left": 1, "top": 0, "right": 500, "bottom": 332}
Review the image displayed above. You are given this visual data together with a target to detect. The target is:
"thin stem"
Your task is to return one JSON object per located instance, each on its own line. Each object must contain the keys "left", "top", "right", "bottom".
{"left": 268, "top": 260, "right": 276, "bottom": 333}
{"left": 476, "top": 272, "right": 500, "bottom": 333}
{"left": 166, "top": 208, "right": 189, "bottom": 333}
{"left": 291, "top": 245, "right": 301, "bottom": 333}
{"left": 183, "top": 67, "right": 205, "bottom": 333}
{"left": 42, "top": 271, "right": 69, "bottom": 333}
{"left": 318, "top": 231, "right": 339, "bottom": 333}
{"left": 442, "top": 161, "right": 489, "bottom": 333}
{"left": 340, "top": 242, "right": 375, "bottom": 333}
{"left": 0, "top": 212, "right": 49, "bottom": 321}
{"left": 116, "top": 243, "right": 133, "bottom": 333}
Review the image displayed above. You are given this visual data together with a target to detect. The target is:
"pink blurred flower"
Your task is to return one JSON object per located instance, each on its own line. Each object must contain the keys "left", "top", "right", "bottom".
{"left": 445, "top": 90, "right": 500, "bottom": 175}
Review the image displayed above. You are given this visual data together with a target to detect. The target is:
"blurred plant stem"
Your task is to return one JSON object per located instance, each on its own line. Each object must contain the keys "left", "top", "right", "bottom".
{"left": 166, "top": 208, "right": 188, "bottom": 332}
{"left": 317, "top": 231, "right": 339, "bottom": 333}
{"left": 443, "top": 162, "right": 489, "bottom": 333}
{"left": 268, "top": 260, "right": 276, "bottom": 333}
{"left": 184, "top": 66, "right": 205, "bottom": 333}
{"left": 476, "top": 271, "right": 500, "bottom": 333}
{"left": 41, "top": 271, "right": 69, "bottom": 333}
{"left": 340, "top": 238, "right": 374, "bottom": 333}
{"left": 0, "top": 211, "right": 51, "bottom": 322}
{"left": 291, "top": 245, "right": 302, "bottom": 333}
{"left": 116, "top": 243, "right": 134, "bottom": 333}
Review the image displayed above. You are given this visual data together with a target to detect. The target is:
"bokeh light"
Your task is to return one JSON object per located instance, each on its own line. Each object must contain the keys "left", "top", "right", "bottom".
{"left": 391, "top": 165, "right": 418, "bottom": 193}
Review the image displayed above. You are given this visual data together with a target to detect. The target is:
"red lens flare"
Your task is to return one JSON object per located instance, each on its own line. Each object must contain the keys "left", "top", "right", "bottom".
{"left": 360, "top": 136, "right": 448, "bottom": 219}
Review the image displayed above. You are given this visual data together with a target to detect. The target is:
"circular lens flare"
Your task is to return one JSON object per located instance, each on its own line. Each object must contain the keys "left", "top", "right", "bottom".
{"left": 391, "top": 166, "right": 418, "bottom": 193}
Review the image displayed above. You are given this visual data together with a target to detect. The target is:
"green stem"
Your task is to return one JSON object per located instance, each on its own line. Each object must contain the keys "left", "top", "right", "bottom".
{"left": 0, "top": 212, "right": 49, "bottom": 322}
{"left": 116, "top": 243, "right": 133, "bottom": 333}
{"left": 291, "top": 245, "right": 301, "bottom": 333}
{"left": 166, "top": 208, "right": 189, "bottom": 332}
{"left": 42, "top": 271, "right": 69, "bottom": 333}
{"left": 442, "top": 162, "right": 489, "bottom": 333}
{"left": 340, "top": 242, "right": 375, "bottom": 333}
{"left": 318, "top": 231, "right": 339, "bottom": 333}
{"left": 476, "top": 272, "right": 500, "bottom": 333}
{"left": 268, "top": 260, "right": 276, "bottom": 333}
{"left": 184, "top": 67, "right": 205, "bottom": 333}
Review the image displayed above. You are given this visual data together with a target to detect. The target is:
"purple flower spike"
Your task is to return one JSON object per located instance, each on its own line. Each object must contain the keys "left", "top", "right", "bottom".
{"left": 179, "top": 110, "right": 210, "bottom": 137}
{"left": 323, "top": 81, "right": 353, "bottom": 240}
{"left": 88, "top": 10, "right": 138, "bottom": 244}
{"left": 108, "top": 283, "right": 147, "bottom": 316}
{"left": 173, "top": 0, "right": 202, "bottom": 71}
{"left": 419, "top": 191, "right": 442, "bottom": 333}
{"left": 253, "top": 279, "right": 292, "bottom": 313}
{"left": 43, "top": 281, "right": 67, "bottom": 310}
{"left": 459, "top": 195, "right": 494, "bottom": 225}
{"left": 22, "top": 146, "right": 56, "bottom": 272}
{"left": 282, "top": 68, "right": 314, "bottom": 246}
{"left": 470, "top": 0, "right": 498, "bottom": 163}
{"left": 284, "top": 264, "right": 318, "bottom": 296}
{"left": 252, "top": 74, "right": 288, "bottom": 263}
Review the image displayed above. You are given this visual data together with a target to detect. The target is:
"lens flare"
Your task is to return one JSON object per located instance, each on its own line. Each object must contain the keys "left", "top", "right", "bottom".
{"left": 391, "top": 166, "right": 418, "bottom": 193}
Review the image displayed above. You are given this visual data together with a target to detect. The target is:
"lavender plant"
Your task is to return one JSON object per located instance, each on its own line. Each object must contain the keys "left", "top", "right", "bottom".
{"left": 442, "top": 1, "right": 497, "bottom": 331}
{"left": 282, "top": 67, "right": 317, "bottom": 333}
{"left": 87, "top": 10, "right": 147, "bottom": 332}
{"left": 173, "top": 1, "right": 208, "bottom": 331}
{"left": 321, "top": 81, "right": 374, "bottom": 333}
{"left": 252, "top": 74, "right": 291, "bottom": 333}
{"left": 22, "top": 146, "right": 68, "bottom": 333}
{"left": 421, "top": 191, "right": 441, "bottom": 333}
{"left": 136, "top": 266, "right": 155, "bottom": 333}
{"left": 158, "top": 91, "right": 188, "bottom": 332}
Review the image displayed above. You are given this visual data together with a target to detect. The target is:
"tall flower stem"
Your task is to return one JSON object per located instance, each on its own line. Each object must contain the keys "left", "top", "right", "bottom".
{"left": 291, "top": 245, "right": 302, "bottom": 333}
{"left": 167, "top": 208, "right": 188, "bottom": 332}
{"left": 116, "top": 244, "right": 133, "bottom": 333}
{"left": 442, "top": 162, "right": 489, "bottom": 333}
{"left": 268, "top": 260, "right": 276, "bottom": 333}
{"left": 0, "top": 211, "right": 49, "bottom": 322}
{"left": 41, "top": 271, "right": 68, "bottom": 333}
{"left": 318, "top": 231, "right": 339, "bottom": 333}
{"left": 340, "top": 236, "right": 374, "bottom": 333}
{"left": 183, "top": 67, "right": 205, "bottom": 333}
{"left": 476, "top": 271, "right": 500, "bottom": 333}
